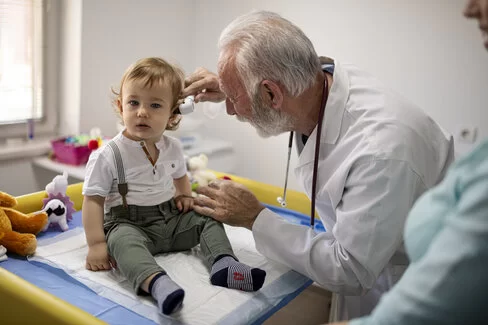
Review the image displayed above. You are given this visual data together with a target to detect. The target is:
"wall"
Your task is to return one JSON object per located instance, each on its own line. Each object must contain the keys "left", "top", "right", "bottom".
{"left": 1, "top": 0, "right": 197, "bottom": 195}
{"left": 191, "top": 0, "right": 488, "bottom": 191}
{"left": 2, "top": 0, "right": 487, "bottom": 196}
{"left": 77, "top": 0, "right": 195, "bottom": 137}
{"left": 0, "top": 159, "right": 39, "bottom": 197}
{"left": 59, "top": 0, "right": 82, "bottom": 136}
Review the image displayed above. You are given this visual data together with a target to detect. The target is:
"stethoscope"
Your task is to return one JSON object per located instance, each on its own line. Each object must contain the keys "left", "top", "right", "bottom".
{"left": 277, "top": 71, "right": 329, "bottom": 228}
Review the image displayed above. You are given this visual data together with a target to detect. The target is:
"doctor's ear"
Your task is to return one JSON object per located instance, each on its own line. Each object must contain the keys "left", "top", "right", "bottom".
{"left": 260, "top": 80, "right": 283, "bottom": 110}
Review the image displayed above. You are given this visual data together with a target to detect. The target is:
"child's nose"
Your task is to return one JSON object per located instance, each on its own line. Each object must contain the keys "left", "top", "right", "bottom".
{"left": 137, "top": 105, "right": 149, "bottom": 117}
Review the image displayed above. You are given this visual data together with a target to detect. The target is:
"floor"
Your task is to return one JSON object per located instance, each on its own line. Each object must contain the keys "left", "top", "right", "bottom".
{"left": 263, "top": 283, "right": 332, "bottom": 325}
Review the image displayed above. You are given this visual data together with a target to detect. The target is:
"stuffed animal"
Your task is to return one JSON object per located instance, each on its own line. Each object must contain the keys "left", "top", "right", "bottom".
{"left": 45, "top": 170, "right": 69, "bottom": 195}
{"left": 187, "top": 154, "right": 217, "bottom": 191}
{"left": 41, "top": 199, "right": 69, "bottom": 232}
{"left": 41, "top": 171, "right": 75, "bottom": 232}
{"left": 0, "top": 191, "right": 48, "bottom": 258}
{"left": 0, "top": 244, "right": 7, "bottom": 262}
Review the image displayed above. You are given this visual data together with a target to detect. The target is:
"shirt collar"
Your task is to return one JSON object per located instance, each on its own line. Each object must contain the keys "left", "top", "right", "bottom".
{"left": 295, "top": 59, "right": 350, "bottom": 168}
{"left": 117, "top": 130, "right": 166, "bottom": 150}
{"left": 319, "top": 59, "right": 349, "bottom": 145}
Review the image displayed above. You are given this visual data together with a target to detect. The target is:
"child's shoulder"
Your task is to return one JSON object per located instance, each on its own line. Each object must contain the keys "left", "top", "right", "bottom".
{"left": 89, "top": 134, "right": 125, "bottom": 161}
{"left": 161, "top": 134, "right": 184, "bottom": 150}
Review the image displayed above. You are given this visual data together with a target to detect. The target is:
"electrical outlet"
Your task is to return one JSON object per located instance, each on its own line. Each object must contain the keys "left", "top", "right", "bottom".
{"left": 456, "top": 126, "right": 478, "bottom": 144}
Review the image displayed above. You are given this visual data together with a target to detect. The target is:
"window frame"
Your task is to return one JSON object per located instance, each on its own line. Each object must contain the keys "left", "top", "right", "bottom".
{"left": 0, "top": 0, "right": 59, "bottom": 140}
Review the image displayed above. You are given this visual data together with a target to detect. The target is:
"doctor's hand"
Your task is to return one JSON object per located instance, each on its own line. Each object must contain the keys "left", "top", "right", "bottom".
{"left": 182, "top": 67, "right": 226, "bottom": 103}
{"left": 193, "top": 179, "right": 266, "bottom": 230}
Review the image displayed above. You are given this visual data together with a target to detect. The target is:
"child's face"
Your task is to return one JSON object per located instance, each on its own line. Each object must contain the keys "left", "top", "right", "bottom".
{"left": 118, "top": 78, "right": 175, "bottom": 144}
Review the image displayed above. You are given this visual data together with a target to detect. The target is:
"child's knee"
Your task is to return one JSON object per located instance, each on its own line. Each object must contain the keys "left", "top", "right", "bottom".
{"left": 107, "top": 224, "right": 146, "bottom": 250}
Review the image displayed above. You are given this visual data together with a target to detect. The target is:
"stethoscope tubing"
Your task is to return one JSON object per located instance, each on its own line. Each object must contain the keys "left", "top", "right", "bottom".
{"left": 278, "top": 71, "right": 330, "bottom": 229}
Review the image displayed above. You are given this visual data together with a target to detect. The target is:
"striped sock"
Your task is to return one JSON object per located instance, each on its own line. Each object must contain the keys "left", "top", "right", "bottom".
{"left": 149, "top": 273, "right": 185, "bottom": 315}
{"left": 210, "top": 256, "right": 266, "bottom": 291}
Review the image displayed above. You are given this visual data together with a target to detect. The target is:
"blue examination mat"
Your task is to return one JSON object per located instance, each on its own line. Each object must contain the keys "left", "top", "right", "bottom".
{"left": 265, "top": 204, "right": 326, "bottom": 233}
{"left": 2, "top": 205, "right": 325, "bottom": 324}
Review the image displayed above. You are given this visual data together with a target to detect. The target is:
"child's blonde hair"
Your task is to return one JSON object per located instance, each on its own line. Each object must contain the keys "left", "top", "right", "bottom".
{"left": 113, "top": 57, "right": 185, "bottom": 131}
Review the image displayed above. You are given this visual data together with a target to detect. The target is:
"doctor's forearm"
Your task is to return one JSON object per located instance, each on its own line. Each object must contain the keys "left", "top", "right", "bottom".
{"left": 253, "top": 209, "right": 366, "bottom": 294}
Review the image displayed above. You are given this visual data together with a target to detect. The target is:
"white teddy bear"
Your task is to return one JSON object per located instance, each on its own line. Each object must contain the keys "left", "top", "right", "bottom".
{"left": 187, "top": 154, "right": 217, "bottom": 191}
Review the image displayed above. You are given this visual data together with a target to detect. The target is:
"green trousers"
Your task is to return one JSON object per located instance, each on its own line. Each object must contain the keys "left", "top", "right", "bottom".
{"left": 104, "top": 199, "right": 236, "bottom": 293}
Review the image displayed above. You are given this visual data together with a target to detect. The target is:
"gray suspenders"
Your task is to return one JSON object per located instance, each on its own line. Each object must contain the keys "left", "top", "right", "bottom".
{"left": 107, "top": 141, "right": 129, "bottom": 208}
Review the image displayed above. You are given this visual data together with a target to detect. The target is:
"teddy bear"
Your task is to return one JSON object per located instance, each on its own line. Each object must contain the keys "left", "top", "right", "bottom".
{"left": 187, "top": 154, "right": 217, "bottom": 192}
{"left": 0, "top": 191, "right": 48, "bottom": 258}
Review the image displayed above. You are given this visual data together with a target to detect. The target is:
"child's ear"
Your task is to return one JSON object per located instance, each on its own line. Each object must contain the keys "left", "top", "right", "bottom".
{"left": 168, "top": 114, "right": 181, "bottom": 129}
{"left": 169, "top": 114, "right": 181, "bottom": 123}
{"left": 174, "top": 98, "right": 184, "bottom": 113}
{"left": 117, "top": 98, "right": 123, "bottom": 112}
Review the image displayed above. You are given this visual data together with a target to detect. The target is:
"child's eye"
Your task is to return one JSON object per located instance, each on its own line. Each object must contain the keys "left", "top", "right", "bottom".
{"left": 151, "top": 103, "right": 162, "bottom": 109}
{"left": 128, "top": 100, "right": 139, "bottom": 106}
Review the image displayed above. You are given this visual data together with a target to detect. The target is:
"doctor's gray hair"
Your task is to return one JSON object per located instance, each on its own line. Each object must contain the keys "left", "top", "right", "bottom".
{"left": 218, "top": 11, "right": 321, "bottom": 99}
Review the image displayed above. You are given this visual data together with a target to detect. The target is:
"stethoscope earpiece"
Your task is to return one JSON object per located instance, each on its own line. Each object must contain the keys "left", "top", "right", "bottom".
{"left": 277, "top": 196, "right": 287, "bottom": 208}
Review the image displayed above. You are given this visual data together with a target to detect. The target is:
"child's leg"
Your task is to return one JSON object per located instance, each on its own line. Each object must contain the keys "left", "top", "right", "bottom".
{"left": 107, "top": 223, "right": 184, "bottom": 314}
{"left": 169, "top": 209, "right": 266, "bottom": 291}
{"left": 145, "top": 273, "right": 184, "bottom": 315}
{"left": 209, "top": 250, "right": 266, "bottom": 292}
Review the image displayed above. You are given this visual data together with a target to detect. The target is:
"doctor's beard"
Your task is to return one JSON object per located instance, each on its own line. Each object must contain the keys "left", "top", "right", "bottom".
{"left": 236, "top": 93, "right": 295, "bottom": 138}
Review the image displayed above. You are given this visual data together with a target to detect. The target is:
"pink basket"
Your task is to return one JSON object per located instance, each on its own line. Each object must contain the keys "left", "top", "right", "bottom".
{"left": 51, "top": 138, "right": 92, "bottom": 165}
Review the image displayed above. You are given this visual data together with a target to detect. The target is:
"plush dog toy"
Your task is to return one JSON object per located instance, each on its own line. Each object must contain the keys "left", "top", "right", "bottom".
{"left": 42, "top": 199, "right": 69, "bottom": 232}
{"left": 41, "top": 171, "right": 75, "bottom": 232}
{"left": 0, "top": 191, "right": 48, "bottom": 258}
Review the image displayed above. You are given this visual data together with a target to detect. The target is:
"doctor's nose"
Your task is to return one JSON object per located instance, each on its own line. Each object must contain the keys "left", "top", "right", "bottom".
{"left": 225, "top": 98, "right": 236, "bottom": 116}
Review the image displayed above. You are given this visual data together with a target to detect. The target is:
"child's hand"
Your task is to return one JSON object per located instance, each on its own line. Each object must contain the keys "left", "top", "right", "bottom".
{"left": 86, "top": 242, "right": 116, "bottom": 271}
{"left": 175, "top": 194, "right": 194, "bottom": 213}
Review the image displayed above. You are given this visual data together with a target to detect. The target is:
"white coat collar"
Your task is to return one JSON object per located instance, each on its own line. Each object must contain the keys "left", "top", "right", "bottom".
{"left": 296, "top": 60, "right": 350, "bottom": 168}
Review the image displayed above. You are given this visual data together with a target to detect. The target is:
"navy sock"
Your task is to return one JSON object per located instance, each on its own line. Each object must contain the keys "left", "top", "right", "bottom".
{"left": 210, "top": 256, "right": 266, "bottom": 291}
{"left": 149, "top": 273, "right": 185, "bottom": 315}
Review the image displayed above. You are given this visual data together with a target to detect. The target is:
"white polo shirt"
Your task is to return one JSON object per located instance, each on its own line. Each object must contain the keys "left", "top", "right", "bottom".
{"left": 82, "top": 131, "right": 187, "bottom": 213}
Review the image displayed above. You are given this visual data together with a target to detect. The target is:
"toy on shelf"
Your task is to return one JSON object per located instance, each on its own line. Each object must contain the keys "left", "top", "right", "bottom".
{"left": 50, "top": 127, "right": 106, "bottom": 166}
{"left": 87, "top": 127, "right": 104, "bottom": 150}
{"left": 0, "top": 191, "right": 48, "bottom": 259}
{"left": 41, "top": 171, "right": 75, "bottom": 232}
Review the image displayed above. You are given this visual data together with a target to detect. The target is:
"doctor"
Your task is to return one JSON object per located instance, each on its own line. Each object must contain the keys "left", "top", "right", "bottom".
{"left": 184, "top": 11, "right": 454, "bottom": 321}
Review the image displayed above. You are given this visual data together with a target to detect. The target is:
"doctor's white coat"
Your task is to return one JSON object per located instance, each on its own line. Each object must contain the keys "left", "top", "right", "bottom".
{"left": 252, "top": 60, "right": 454, "bottom": 320}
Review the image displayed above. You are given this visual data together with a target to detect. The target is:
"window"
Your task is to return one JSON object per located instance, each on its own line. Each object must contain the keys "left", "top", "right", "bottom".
{"left": 0, "top": 0, "right": 58, "bottom": 139}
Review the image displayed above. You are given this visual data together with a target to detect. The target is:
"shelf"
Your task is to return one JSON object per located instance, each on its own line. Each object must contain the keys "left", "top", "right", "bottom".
{"left": 33, "top": 157, "right": 86, "bottom": 180}
{"left": 32, "top": 137, "right": 236, "bottom": 180}
{"left": 0, "top": 138, "right": 51, "bottom": 161}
